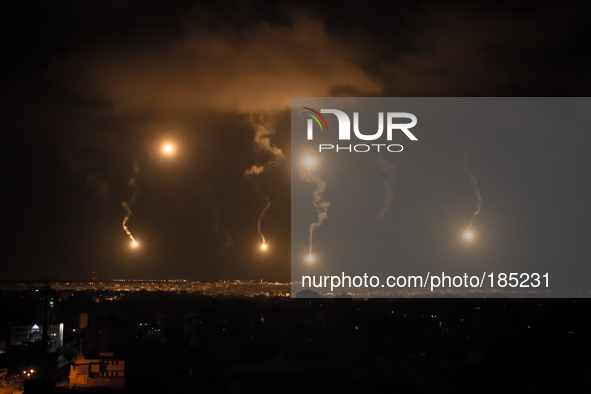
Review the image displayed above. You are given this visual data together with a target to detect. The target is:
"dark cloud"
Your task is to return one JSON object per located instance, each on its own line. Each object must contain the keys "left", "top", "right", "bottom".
{"left": 50, "top": 13, "right": 381, "bottom": 115}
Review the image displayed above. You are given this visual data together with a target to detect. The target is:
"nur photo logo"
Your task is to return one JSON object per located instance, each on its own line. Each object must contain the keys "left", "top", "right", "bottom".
{"left": 303, "top": 107, "right": 418, "bottom": 153}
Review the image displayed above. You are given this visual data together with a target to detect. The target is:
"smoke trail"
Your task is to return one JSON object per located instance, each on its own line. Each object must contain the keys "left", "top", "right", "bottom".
{"left": 122, "top": 202, "right": 136, "bottom": 243}
{"left": 244, "top": 113, "right": 284, "bottom": 245}
{"left": 464, "top": 145, "right": 482, "bottom": 230}
{"left": 257, "top": 197, "right": 272, "bottom": 244}
{"left": 244, "top": 113, "right": 285, "bottom": 175}
{"left": 122, "top": 161, "right": 139, "bottom": 244}
{"left": 299, "top": 168, "right": 329, "bottom": 258}
{"left": 376, "top": 157, "right": 395, "bottom": 221}
{"left": 245, "top": 179, "right": 272, "bottom": 245}
{"left": 245, "top": 165, "right": 264, "bottom": 175}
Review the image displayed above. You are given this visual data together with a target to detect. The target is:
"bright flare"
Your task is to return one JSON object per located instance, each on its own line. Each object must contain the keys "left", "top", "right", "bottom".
{"left": 131, "top": 241, "right": 138, "bottom": 247}
{"left": 304, "top": 156, "right": 315, "bottom": 169}
{"left": 162, "top": 143, "right": 175, "bottom": 155}
{"left": 464, "top": 231, "right": 474, "bottom": 240}
{"left": 307, "top": 254, "right": 314, "bottom": 262}
{"left": 256, "top": 197, "right": 271, "bottom": 252}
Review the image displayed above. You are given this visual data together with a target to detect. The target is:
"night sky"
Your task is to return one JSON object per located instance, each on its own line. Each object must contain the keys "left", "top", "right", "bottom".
{"left": 2, "top": 1, "right": 590, "bottom": 282}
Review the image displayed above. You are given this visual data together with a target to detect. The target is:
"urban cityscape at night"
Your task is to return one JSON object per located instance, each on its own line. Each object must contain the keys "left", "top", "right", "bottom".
{"left": 1, "top": 280, "right": 590, "bottom": 393}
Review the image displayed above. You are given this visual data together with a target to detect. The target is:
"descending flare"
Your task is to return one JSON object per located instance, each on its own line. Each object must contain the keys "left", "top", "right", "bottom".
{"left": 122, "top": 201, "right": 136, "bottom": 244}
{"left": 244, "top": 114, "right": 284, "bottom": 251}
{"left": 122, "top": 161, "right": 139, "bottom": 247}
{"left": 307, "top": 254, "right": 314, "bottom": 263}
{"left": 257, "top": 197, "right": 271, "bottom": 245}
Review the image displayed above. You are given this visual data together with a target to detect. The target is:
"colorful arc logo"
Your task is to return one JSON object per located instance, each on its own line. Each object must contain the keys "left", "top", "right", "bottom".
{"left": 302, "top": 107, "right": 329, "bottom": 131}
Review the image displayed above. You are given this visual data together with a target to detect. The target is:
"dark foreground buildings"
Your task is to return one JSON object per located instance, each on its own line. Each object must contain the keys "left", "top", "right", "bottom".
{"left": 0, "top": 285, "right": 589, "bottom": 393}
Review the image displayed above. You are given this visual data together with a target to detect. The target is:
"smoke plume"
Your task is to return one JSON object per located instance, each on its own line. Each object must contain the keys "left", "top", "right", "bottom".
{"left": 376, "top": 157, "right": 395, "bottom": 221}
{"left": 464, "top": 145, "right": 482, "bottom": 230}
{"left": 299, "top": 168, "right": 329, "bottom": 258}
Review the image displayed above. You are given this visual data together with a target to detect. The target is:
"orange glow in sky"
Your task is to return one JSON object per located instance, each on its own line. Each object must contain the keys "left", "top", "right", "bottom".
{"left": 162, "top": 143, "right": 175, "bottom": 155}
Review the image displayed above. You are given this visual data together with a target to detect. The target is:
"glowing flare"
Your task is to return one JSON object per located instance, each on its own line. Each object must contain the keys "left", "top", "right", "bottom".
{"left": 131, "top": 241, "right": 138, "bottom": 247}
{"left": 307, "top": 254, "right": 314, "bottom": 262}
{"left": 122, "top": 162, "right": 139, "bottom": 247}
{"left": 304, "top": 156, "right": 315, "bottom": 169}
{"left": 256, "top": 197, "right": 271, "bottom": 250}
{"left": 464, "top": 231, "right": 473, "bottom": 240}
{"left": 162, "top": 143, "right": 175, "bottom": 155}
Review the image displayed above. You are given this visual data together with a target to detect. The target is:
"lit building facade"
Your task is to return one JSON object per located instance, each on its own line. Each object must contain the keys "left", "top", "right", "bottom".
{"left": 69, "top": 353, "right": 125, "bottom": 389}
{"left": 8, "top": 323, "right": 64, "bottom": 353}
